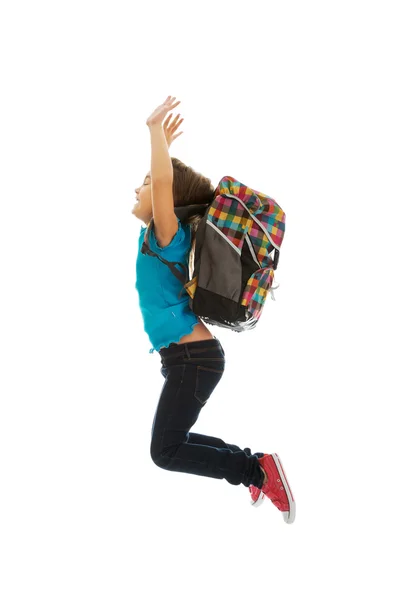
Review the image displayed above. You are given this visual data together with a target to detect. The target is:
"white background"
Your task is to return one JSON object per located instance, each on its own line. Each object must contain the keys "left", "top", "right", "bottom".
{"left": 1, "top": 1, "right": 399, "bottom": 598}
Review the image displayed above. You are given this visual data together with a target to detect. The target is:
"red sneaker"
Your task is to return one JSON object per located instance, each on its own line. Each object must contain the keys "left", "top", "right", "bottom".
{"left": 249, "top": 484, "right": 266, "bottom": 507}
{"left": 245, "top": 448, "right": 266, "bottom": 507}
{"left": 255, "top": 453, "right": 296, "bottom": 524}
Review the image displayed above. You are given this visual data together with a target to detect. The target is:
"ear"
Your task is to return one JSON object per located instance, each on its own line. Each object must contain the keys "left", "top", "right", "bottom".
{"left": 151, "top": 178, "right": 178, "bottom": 248}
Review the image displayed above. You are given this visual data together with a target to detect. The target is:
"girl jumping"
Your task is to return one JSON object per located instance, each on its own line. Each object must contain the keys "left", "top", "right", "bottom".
{"left": 132, "top": 96, "right": 296, "bottom": 524}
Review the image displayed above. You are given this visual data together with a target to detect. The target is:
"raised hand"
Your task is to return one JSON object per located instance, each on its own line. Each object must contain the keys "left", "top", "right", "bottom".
{"left": 163, "top": 112, "right": 184, "bottom": 147}
{"left": 146, "top": 96, "right": 181, "bottom": 128}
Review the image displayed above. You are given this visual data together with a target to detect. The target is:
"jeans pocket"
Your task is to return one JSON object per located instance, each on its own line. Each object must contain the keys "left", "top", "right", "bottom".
{"left": 194, "top": 365, "right": 224, "bottom": 406}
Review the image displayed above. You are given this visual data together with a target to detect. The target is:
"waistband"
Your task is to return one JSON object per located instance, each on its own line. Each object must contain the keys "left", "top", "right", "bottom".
{"left": 159, "top": 336, "right": 224, "bottom": 360}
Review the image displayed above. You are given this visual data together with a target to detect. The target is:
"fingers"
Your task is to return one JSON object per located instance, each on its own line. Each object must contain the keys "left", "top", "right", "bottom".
{"left": 164, "top": 113, "right": 181, "bottom": 124}
{"left": 165, "top": 96, "right": 180, "bottom": 109}
{"left": 164, "top": 114, "right": 184, "bottom": 131}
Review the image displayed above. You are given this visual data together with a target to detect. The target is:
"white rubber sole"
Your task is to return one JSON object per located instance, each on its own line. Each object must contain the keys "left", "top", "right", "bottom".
{"left": 271, "top": 453, "right": 296, "bottom": 524}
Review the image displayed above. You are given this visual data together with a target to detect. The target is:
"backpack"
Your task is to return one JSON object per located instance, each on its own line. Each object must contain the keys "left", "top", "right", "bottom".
{"left": 140, "top": 175, "right": 286, "bottom": 332}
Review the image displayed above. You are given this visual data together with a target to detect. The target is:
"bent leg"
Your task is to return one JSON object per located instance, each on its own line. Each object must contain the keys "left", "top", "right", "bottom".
{"left": 150, "top": 364, "right": 264, "bottom": 488}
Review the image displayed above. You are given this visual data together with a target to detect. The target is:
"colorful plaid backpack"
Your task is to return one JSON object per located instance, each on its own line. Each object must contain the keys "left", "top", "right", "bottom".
{"left": 140, "top": 175, "right": 286, "bottom": 332}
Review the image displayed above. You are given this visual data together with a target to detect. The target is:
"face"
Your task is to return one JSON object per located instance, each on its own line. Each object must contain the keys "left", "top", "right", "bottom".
{"left": 132, "top": 172, "right": 153, "bottom": 225}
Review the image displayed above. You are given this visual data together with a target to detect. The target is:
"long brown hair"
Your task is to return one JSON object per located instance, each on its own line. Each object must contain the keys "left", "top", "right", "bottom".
{"left": 170, "top": 157, "right": 215, "bottom": 279}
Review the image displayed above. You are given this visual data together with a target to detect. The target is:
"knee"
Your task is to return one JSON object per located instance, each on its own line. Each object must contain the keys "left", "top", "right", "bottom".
{"left": 150, "top": 440, "right": 169, "bottom": 467}
{"left": 150, "top": 440, "right": 161, "bottom": 466}
{"left": 150, "top": 440, "right": 178, "bottom": 467}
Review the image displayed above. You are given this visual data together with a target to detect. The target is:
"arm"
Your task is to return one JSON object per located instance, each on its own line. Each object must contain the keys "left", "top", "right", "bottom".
{"left": 149, "top": 124, "right": 173, "bottom": 181}
{"left": 148, "top": 124, "right": 177, "bottom": 247}
{"left": 146, "top": 96, "right": 181, "bottom": 179}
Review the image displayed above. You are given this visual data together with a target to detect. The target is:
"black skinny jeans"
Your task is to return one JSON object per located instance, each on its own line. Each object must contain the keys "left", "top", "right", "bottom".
{"left": 150, "top": 337, "right": 264, "bottom": 488}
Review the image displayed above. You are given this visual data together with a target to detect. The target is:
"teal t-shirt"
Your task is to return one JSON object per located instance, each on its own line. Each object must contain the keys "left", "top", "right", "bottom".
{"left": 135, "top": 216, "right": 200, "bottom": 354}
